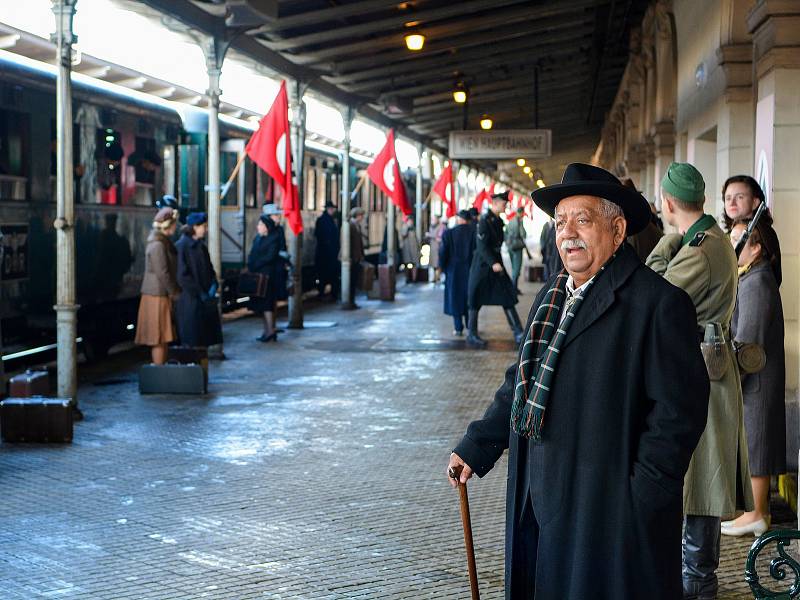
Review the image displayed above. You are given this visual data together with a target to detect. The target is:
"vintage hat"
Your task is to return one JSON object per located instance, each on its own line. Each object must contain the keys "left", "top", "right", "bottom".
{"left": 661, "top": 162, "right": 705, "bottom": 203}
{"left": 530, "top": 163, "right": 650, "bottom": 235}
{"left": 262, "top": 203, "right": 282, "bottom": 216}
{"left": 457, "top": 209, "right": 472, "bottom": 221}
{"left": 157, "top": 194, "right": 178, "bottom": 209}
{"left": 468, "top": 207, "right": 479, "bottom": 217}
{"left": 186, "top": 212, "right": 207, "bottom": 226}
{"left": 324, "top": 201, "right": 336, "bottom": 209}
{"left": 491, "top": 190, "right": 510, "bottom": 202}
{"left": 350, "top": 206, "right": 365, "bottom": 218}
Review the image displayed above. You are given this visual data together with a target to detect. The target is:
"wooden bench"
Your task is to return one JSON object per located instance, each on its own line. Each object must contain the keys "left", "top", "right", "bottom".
{"left": 746, "top": 529, "right": 800, "bottom": 599}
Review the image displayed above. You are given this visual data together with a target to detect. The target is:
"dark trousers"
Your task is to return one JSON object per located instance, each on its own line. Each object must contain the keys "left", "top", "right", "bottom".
{"left": 511, "top": 495, "right": 539, "bottom": 597}
{"left": 317, "top": 262, "right": 340, "bottom": 297}
{"left": 452, "top": 314, "right": 467, "bottom": 332}
{"left": 348, "top": 262, "right": 362, "bottom": 305}
{"left": 682, "top": 515, "right": 721, "bottom": 599}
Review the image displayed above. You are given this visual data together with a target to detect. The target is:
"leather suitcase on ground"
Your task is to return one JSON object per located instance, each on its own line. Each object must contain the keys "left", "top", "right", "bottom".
{"left": 139, "top": 363, "right": 207, "bottom": 395}
{"left": 526, "top": 265, "right": 545, "bottom": 283}
{"left": 360, "top": 262, "right": 376, "bottom": 292}
{"left": 378, "top": 264, "right": 396, "bottom": 301}
{"left": 168, "top": 346, "right": 209, "bottom": 387}
{"left": 8, "top": 370, "right": 49, "bottom": 397}
{"left": 0, "top": 398, "right": 73, "bottom": 443}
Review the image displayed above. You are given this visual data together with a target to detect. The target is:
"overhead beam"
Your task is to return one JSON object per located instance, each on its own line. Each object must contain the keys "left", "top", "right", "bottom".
{"left": 263, "top": 0, "right": 415, "bottom": 32}
{"left": 299, "top": 14, "right": 592, "bottom": 69}
{"left": 283, "top": 2, "right": 601, "bottom": 64}
{"left": 340, "top": 47, "right": 587, "bottom": 94}
{"left": 325, "top": 26, "right": 594, "bottom": 84}
{"left": 262, "top": 0, "right": 533, "bottom": 51}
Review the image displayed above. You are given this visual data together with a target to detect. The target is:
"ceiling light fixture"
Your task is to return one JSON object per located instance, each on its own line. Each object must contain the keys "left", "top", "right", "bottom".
{"left": 516, "top": 158, "right": 526, "bottom": 167}
{"left": 404, "top": 33, "right": 425, "bottom": 51}
{"left": 480, "top": 115, "right": 493, "bottom": 130}
{"left": 523, "top": 166, "right": 531, "bottom": 174}
{"left": 453, "top": 82, "right": 467, "bottom": 104}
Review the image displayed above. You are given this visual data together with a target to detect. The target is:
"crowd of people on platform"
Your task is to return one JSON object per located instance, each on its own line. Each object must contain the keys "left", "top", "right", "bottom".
{"left": 446, "top": 162, "right": 787, "bottom": 600}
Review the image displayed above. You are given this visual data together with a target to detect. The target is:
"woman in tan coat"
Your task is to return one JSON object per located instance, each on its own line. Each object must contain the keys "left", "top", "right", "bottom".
{"left": 135, "top": 207, "right": 181, "bottom": 364}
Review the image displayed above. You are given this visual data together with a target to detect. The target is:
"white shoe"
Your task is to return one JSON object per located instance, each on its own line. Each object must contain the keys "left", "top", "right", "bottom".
{"left": 721, "top": 519, "right": 736, "bottom": 527}
{"left": 720, "top": 517, "right": 770, "bottom": 537}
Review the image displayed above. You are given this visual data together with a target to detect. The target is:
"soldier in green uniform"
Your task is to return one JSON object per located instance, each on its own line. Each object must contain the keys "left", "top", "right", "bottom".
{"left": 646, "top": 162, "right": 753, "bottom": 600}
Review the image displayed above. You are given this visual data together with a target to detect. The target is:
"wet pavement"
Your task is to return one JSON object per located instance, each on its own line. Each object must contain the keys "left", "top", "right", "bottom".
{"left": 0, "top": 277, "right": 788, "bottom": 599}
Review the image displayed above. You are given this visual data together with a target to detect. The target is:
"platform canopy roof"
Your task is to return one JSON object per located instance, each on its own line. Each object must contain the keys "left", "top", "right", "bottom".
{"left": 133, "top": 0, "right": 648, "bottom": 185}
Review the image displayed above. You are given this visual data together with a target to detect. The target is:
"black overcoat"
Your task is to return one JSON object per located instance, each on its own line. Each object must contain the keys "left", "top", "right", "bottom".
{"left": 175, "top": 233, "right": 222, "bottom": 347}
{"left": 314, "top": 211, "right": 340, "bottom": 281}
{"left": 468, "top": 209, "right": 517, "bottom": 308}
{"left": 439, "top": 224, "right": 474, "bottom": 317}
{"left": 247, "top": 226, "right": 289, "bottom": 312}
{"left": 454, "top": 244, "right": 710, "bottom": 600}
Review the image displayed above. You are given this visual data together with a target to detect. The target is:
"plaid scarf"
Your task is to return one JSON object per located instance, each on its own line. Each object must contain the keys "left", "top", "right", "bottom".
{"left": 510, "top": 255, "right": 615, "bottom": 440}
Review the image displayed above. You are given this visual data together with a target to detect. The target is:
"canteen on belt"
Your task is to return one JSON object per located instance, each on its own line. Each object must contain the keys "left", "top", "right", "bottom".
{"left": 700, "top": 322, "right": 728, "bottom": 382}
{"left": 735, "top": 342, "right": 766, "bottom": 375}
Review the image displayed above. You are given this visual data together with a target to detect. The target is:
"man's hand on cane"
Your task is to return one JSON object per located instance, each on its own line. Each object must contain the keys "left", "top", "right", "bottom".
{"left": 448, "top": 453, "right": 474, "bottom": 488}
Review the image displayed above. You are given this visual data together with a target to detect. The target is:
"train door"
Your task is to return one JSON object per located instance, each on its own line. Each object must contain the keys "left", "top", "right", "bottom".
{"left": 220, "top": 139, "right": 246, "bottom": 270}
{"left": 177, "top": 142, "right": 201, "bottom": 209}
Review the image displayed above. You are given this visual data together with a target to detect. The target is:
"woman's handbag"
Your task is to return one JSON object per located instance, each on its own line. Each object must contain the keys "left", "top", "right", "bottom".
{"left": 238, "top": 271, "right": 269, "bottom": 297}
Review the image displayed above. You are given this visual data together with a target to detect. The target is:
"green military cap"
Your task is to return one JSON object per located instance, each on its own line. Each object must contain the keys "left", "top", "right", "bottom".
{"left": 661, "top": 162, "right": 705, "bottom": 203}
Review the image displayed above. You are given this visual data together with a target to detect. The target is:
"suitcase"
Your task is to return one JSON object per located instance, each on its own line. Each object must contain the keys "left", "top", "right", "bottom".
{"left": 139, "top": 363, "right": 207, "bottom": 394}
{"left": 360, "top": 262, "right": 376, "bottom": 292}
{"left": 238, "top": 272, "right": 269, "bottom": 297}
{"left": 378, "top": 264, "right": 396, "bottom": 301}
{"left": 526, "top": 265, "right": 545, "bottom": 283}
{"left": 8, "top": 370, "right": 49, "bottom": 397}
{"left": 0, "top": 397, "right": 73, "bottom": 443}
{"left": 168, "top": 346, "right": 209, "bottom": 387}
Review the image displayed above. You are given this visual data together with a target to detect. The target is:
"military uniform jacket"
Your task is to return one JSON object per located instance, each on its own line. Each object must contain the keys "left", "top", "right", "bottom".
{"left": 467, "top": 210, "right": 517, "bottom": 308}
{"left": 646, "top": 219, "right": 753, "bottom": 517}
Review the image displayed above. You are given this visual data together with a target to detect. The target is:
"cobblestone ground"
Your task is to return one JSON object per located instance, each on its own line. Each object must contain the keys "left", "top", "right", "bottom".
{"left": 0, "top": 278, "right": 789, "bottom": 599}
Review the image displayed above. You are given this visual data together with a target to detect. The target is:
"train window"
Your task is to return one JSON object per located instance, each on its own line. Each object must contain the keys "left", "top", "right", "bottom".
{"left": 305, "top": 167, "right": 315, "bottom": 211}
{"left": 129, "top": 137, "right": 160, "bottom": 186}
{"left": 0, "top": 109, "right": 29, "bottom": 201}
{"left": 315, "top": 170, "right": 327, "bottom": 210}
{"left": 96, "top": 128, "right": 123, "bottom": 204}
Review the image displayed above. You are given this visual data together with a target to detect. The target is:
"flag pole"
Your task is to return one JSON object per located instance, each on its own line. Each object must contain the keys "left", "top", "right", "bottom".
{"left": 219, "top": 151, "right": 247, "bottom": 202}
{"left": 350, "top": 171, "right": 368, "bottom": 199}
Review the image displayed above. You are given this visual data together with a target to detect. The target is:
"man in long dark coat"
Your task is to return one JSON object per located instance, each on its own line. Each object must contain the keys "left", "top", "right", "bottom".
{"left": 466, "top": 191, "right": 524, "bottom": 347}
{"left": 439, "top": 210, "right": 475, "bottom": 335}
{"left": 314, "top": 201, "right": 340, "bottom": 301}
{"left": 447, "top": 163, "right": 710, "bottom": 600}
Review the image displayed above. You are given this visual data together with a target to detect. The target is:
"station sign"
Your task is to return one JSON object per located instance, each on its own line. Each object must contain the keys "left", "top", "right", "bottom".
{"left": 449, "top": 129, "right": 552, "bottom": 160}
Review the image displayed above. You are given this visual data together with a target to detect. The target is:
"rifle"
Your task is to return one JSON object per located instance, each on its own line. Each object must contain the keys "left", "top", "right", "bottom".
{"left": 734, "top": 201, "right": 767, "bottom": 258}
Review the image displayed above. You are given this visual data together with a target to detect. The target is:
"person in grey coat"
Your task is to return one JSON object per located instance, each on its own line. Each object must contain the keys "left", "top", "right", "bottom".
{"left": 723, "top": 215, "right": 786, "bottom": 537}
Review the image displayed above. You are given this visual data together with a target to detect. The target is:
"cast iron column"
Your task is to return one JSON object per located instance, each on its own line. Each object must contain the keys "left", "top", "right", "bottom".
{"left": 52, "top": 0, "right": 79, "bottom": 410}
{"left": 415, "top": 143, "right": 423, "bottom": 244}
{"left": 340, "top": 106, "right": 354, "bottom": 307}
{"left": 288, "top": 80, "right": 305, "bottom": 328}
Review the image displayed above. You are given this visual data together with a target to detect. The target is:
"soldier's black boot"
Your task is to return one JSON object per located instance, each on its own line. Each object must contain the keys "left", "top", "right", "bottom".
{"left": 504, "top": 307, "right": 524, "bottom": 344}
{"left": 466, "top": 309, "right": 487, "bottom": 348}
{"left": 682, "top": 515, "right": 721, "bottom": 600}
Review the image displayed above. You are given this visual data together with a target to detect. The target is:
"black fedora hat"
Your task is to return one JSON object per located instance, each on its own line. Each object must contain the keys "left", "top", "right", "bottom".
{"left": 530, "top": 163, "right": 650, "bottom": 235}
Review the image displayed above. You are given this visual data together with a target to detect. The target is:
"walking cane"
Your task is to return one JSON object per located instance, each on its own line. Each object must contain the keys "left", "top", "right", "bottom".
{"left": 449, "top": 464, "right": 480, "bottom": 600}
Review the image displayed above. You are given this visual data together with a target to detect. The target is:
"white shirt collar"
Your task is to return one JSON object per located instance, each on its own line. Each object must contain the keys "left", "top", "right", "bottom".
{"left": 565, "top": 274, "right": 594, "bottom": 298}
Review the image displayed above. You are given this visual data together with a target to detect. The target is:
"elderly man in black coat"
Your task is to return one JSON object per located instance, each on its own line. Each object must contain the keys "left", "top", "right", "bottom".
{"left": 447, "top": 163, "right": 710, "bottom": 600}
{"left": 314, "top": 201, "right": 340, "bottom": 301}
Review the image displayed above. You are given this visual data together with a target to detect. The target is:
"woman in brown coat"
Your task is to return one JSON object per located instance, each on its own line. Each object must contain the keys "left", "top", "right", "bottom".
{"left": 135, "top": 207, "right": 181, "bottom": 364}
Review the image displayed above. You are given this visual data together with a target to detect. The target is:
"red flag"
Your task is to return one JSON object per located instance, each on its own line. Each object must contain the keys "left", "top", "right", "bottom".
{"left": 432, "top": 162, "right": 456, "bottom": 218}
{"left": 366, "top": 129, "right": 412, "bottom": 215}
{"left": 472, "top": 182, "right": 495, "bottom": 211}
{"left": 245, "top": 81, "right": 302, "bottom": 234}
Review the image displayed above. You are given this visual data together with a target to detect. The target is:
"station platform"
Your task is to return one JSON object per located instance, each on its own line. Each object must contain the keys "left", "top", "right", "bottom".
{"left": 0, "top": 278, "right": 787, "bottom": 599}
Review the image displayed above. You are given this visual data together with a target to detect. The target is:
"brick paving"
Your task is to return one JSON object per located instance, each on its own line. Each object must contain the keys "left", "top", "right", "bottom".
{"left": 0, "top": 278, "right": 790, "bottom": 598}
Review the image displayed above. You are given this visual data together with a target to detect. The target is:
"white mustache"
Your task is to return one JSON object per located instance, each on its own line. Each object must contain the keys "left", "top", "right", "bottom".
{"left": 560, "top": 239, "right": 587, "bottom": 251}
